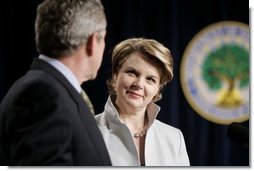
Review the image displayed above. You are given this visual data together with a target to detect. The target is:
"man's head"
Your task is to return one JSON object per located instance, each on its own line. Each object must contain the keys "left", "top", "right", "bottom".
{"left": 35, "top": 0, "right": 107, "bottom": 58}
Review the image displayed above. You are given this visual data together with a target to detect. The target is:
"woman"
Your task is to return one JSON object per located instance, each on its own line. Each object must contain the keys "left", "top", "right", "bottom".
{"left": 95, "top": 38, "right": 190, "bottom": 166}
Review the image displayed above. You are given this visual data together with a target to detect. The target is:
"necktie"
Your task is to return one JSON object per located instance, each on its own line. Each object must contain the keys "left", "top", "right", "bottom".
{"left": 81, "top": 89, "right": 95, "bottom": 115}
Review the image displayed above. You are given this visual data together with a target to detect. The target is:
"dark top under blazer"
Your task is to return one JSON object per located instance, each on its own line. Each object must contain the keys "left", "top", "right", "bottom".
{"left": 0, "top": 58, "right": 111, "bottom": 166}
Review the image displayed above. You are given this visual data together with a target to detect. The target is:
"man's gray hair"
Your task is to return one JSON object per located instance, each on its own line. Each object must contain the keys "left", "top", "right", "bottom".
{"left": 35, "top": 0, "right": 106, "bottom": 58}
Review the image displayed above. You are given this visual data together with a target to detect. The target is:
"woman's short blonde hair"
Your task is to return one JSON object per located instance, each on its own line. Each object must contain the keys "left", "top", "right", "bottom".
{"left": 107, "top": 38, "right": 173, "bottom": 102}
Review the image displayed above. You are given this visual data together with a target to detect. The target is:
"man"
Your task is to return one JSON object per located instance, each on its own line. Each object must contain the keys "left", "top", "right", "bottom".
{"left": 0, "top": 0, "right": 111, "bottom": 166}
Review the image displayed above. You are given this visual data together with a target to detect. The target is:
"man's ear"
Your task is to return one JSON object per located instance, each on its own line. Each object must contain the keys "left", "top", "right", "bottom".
{"left": 86, "top": 33, "right": 96, "bottom": 56}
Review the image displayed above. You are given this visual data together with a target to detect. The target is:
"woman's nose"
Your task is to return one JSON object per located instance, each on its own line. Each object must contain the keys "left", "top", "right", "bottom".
{"left": 131, "top": 78, "right": 144, "bottom": 90}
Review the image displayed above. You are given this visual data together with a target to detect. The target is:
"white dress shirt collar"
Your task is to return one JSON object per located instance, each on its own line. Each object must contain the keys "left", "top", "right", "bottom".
{"left": 39, "top": 54, "right": 81, "bottom": 93}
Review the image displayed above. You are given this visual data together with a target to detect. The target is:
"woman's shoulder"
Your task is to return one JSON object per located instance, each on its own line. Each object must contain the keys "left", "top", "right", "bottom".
{"left": 152, "top": 119, "right": 183, "bottom": 136}
{"left": 95, "top": 112, "right": 113, "bottom": 136}
{"left": 95, "top": 112, "right": 107, "bottom": 125}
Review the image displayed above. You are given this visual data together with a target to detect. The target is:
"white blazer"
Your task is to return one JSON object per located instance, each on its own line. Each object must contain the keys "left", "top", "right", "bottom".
{"left": 95, "top": 96, "right": 190, "bottom": 166}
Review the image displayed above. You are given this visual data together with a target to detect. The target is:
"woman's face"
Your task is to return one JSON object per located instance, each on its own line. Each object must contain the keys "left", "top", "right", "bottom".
{"left": 114, "top": 52, "right": 161, "bottom": 111}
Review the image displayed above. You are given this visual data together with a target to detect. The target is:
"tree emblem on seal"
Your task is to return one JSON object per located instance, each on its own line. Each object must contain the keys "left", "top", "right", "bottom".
{"left": 202, "top": 44, "right": 249, "bottom": 107}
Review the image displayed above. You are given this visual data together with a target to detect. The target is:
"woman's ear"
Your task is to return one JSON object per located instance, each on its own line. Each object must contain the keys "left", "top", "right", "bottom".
{"left": 152, "top": 91, "right": 162, "bottom": 102}
{"left": 113, "top": 74, "right": 117, "bottom": 83}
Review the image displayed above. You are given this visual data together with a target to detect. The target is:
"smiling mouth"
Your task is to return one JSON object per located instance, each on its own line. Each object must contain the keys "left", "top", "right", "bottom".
{"left": 126, "top": 91, "right": 143, "bottom": 98}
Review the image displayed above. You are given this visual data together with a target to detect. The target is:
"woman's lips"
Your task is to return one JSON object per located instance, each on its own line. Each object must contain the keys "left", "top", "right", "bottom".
{"left": 126, "top": 91, "right": 143, "bottom": 98}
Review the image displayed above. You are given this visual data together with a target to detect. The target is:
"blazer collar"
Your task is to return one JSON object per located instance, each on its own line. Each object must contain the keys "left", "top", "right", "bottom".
{"left": 104, "top": 95, "right": 161, "bottom": 129}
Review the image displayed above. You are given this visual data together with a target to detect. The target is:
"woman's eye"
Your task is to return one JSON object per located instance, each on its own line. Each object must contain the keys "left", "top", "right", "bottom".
{"left": 126, "top": 70, "right": 136, "bottom": 76}
{"left": 147, "top": 77, "right": 156, "bottom": 84}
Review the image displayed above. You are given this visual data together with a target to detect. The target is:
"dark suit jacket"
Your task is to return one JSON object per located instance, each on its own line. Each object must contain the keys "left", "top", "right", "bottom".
{"left": 0, "top": 58, "right": 111, "bottom": 166}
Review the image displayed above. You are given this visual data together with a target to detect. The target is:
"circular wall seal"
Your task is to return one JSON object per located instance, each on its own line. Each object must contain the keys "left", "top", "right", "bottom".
{"left": 180, "top": 21, "right": 249, "bottom": 125}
